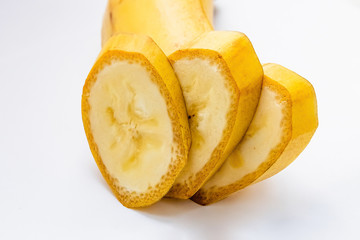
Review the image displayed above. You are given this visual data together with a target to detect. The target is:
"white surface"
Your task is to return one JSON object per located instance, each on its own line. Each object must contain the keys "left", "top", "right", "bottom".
{"left": 0, "top": 0, "right": 359, "bottom": 239}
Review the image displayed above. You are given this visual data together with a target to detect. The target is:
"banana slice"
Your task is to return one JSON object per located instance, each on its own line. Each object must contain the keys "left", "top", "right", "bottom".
{"left": 166, "top": 31, "right": 263, "bottom": 198}
{"left": 82, "top": 33, "right": 190, "bottom": 208}
{"left": 192, "top": 63, "right": 318, "bottom": 205}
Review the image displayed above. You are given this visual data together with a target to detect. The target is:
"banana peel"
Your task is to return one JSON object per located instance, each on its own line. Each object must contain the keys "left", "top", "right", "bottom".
{"left": 102, "top": 0, "right": 213, "bottom": 55}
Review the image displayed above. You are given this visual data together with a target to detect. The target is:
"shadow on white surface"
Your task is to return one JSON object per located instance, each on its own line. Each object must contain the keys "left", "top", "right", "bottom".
{"left": 136, "top": 183, "right": 270, "bottom": 239}
{"left": 139, "top": 183, "right": 268, "bottom": 216}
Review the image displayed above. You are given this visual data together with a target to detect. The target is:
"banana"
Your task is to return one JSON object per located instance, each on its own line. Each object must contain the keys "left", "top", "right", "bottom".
{"left": 102, "top": 0, "right": 263, "bottom": 198}
{"left": 99, "top": 0, "right": 317, "bottom": 203}
{"left": 191, "top": 64, "right": 319, "bottom": 205}
{"left": 82, "top": 33, "right": 190, "bottom": 208}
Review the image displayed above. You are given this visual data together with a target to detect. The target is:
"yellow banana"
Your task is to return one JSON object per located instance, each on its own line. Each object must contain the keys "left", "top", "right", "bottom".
{"left": 102, "top": 0, "right": 263, "bottom": 199}
{"left": 97, "top": 0, "right": 318, "bottom": 204}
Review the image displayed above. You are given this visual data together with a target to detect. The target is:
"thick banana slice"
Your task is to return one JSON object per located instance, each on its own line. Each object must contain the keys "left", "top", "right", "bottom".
{"left": 192, "top": 64, "right": 318, "bottom": 205}
{"left": 82, "top": 33, "right": 190, "bottom": 208}
{"left": 166, "top": 31, "right": 263, "bottom": 198}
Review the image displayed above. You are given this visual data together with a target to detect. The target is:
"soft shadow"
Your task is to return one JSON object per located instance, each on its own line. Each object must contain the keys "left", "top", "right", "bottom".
{"left": 138, "top": 197, "right": 199, "bottom": 216}
{"left": 137, "top": 183, "right": 271, "bottom": 239}
{"left": 87, "top": 153, "right": 279, "bottom": 239}
{"left": 213, "top": 2, "right": 220, "bottom": 29}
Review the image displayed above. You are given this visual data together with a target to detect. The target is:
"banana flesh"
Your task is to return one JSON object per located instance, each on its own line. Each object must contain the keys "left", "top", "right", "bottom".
{"left": 194, "top": 86, "right": 286, "bottom": 195}
{"left": 227, "top": 87, "right": 284, "bottom": 174}
{"left": 89, "top": 60, "right": 174, "bottom": 192}
{"left": 171, "top": 58, "right": 231, "bottom": 185}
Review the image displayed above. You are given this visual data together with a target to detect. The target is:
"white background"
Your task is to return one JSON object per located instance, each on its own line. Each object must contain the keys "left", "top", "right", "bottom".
{"left": 0, "top": 0, "right": 359, "bottom": 239}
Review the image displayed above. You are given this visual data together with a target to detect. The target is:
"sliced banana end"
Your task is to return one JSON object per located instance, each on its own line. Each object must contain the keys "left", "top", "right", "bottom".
{"left": 82, "top": 52, "right": 186, "bottom": 207}
{"left": 192, "top": 80, "right": 292, "bottom": 205}
{"left": 166, "top": 53, "right": 238, "bottom": 199}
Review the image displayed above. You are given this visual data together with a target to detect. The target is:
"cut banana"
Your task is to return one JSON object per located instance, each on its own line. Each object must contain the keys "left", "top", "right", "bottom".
{"left": 102, "top": 1, "right": 263, "bottom": 198}
{"left": 192, "top": 63, "right": 318, "bottom": 205}
{"left": 102, "top": 0, "right": 263, "bottom": 199}
{"left": 82, "top": 33, "right": 190, "bottom": 207}
{"left": 166, "top": 31, "right": 263, "bottom": 198}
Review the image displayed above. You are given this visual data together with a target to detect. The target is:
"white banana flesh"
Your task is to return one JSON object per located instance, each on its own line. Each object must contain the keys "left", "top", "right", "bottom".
{"left": 172, "top": 58, "right": 231, "bottom": 184}
{"left": 200, "top": 86, "right": 285, "bottom": 189}
{"left": 88, "top": 60, "right": 174, "bottom": 192}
